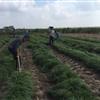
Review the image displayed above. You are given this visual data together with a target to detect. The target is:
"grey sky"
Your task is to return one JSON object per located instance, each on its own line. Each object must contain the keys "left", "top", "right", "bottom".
{"left": 0, "top": 0, "right": 100, "bottom": 28}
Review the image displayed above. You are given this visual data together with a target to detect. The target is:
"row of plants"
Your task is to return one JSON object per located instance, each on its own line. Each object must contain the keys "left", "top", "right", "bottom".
{"left": 29, "top": 35, "right": 97, "bottom": 100}
{"left": 64, "top": 36, "right": 100, "bottom": 44}
{"left": 39, "top": 33, "right": 100, "bottom": 54}
{"left": 60, "top": 37, "right": 100, "bottom": 54}
{"left": 6, "top": 71, "right": 34, "bottom": 100}
{"left": 0, "top": 36, "right": 10, "bottom": 48}
{"left": 39, "top": 34, "right": 100, "bottom": 59}
{"left": 40, "top": 35, "right": 100, "bottom": 59}
{"left": 54, "top": 41, "right": 100, "bottom": 72}
{"left": 0, "top": 38, "right": 34, "bottom": 100}
{"left": 0, "top": 48, "right": 16, "bottom": 83}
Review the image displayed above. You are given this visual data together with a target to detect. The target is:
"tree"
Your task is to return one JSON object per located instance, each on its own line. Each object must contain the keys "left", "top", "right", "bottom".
{"left": 3, "top": 26, "right": 15, "bottom": 37}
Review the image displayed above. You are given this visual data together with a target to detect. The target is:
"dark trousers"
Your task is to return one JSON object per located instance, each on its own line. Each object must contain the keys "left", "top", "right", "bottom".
{"left": 14, "top": 56, "right": 19, "bottom": 70}
{"left": 49, "top": 36, "right": 55, "bottom": 46}
{"left": 23, "top": 36, "right": 29, "bottom": 42}
{"left": 8, "top": 48, "right": 18, "bottom": 70}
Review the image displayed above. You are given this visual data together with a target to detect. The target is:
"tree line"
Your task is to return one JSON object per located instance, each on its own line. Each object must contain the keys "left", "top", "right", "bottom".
{"left": 0, "top": 26, "right": 100, "bottom": 35}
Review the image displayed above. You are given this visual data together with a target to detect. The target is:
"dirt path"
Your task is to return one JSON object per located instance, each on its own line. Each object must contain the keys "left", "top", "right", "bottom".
{"left": 20, "top": 42, "right": 53, "bottom": 100}
{"left": 51, "top": 48, "right": 100, "bottom": 99}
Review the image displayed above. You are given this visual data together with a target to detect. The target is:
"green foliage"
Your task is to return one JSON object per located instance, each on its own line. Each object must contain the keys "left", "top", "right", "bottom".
{"left": 54, "top": 42, "right": 100, "bottom": 72}
{"left": 23, "top": 27, "right": 100, "bottom": 34}
{"left": 49, "top": 64, "right": 78, "bottom": 83}
{"left": 65, "top": 36, "right": 100, "bottom": 44}
{"left": 6, "top": 71, "right": 34, "bottom": 100}
{"left": 29, "top": 35, "right": 97, "bottom": 100}
{"left": 0, "top": 36, "right": 10, "bottom": 48}
{"left": 0, "top": 36, "right": 35, "bottom": 100}
{"left": 60, "top": 37, "right": 100, "bottom": 54}
{"left": 0, "top": 49, "right": 16, "bottom": 82}
{"left": 49, "top": 78, "right": 95, "bottom": 100}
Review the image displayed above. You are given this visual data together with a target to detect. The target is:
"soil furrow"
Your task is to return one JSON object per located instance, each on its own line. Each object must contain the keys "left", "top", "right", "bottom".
{"left": 51, "top": 48, "right": 100, "bottom": 98}
{"left": 20, "top": 42, "right": 52, "bottom": 100}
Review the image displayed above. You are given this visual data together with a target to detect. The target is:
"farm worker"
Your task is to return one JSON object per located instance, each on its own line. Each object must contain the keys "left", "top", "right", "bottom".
{"left": 48, "top": 26, "right": 59, "bottom": 46}
{"left": 10, "top": 26, "right": 16, "bottom": 38}
{"left": 8, "top": 37, "right": 22, "bottom": 70}
{"left": 8, "top": 26, "right": 16, "bottom": 38}
{"left": 23, "top": 30, "right": 30, "bottom": 42}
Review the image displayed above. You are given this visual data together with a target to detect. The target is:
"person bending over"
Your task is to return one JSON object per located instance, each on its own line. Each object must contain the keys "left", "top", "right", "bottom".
{"left": 8, "top": 38, "right": 22, "bottom": 70}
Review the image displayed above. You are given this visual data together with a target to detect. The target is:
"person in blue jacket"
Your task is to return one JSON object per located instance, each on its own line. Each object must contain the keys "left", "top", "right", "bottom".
{"left": 8, "top": 38, "right": 22, "bottom": 69}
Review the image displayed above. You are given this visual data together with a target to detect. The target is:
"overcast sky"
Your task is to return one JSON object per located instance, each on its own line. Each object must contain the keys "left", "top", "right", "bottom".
{"left": 0, "top": 0, "right": 100, "bottom": 28}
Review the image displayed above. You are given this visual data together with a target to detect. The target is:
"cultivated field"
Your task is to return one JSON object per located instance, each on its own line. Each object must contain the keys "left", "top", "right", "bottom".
{"left": 0, "top": 33, "right": 100, "bottom": 100}
{"left": 63, "top": 33, "right": 100, "bottom": 39}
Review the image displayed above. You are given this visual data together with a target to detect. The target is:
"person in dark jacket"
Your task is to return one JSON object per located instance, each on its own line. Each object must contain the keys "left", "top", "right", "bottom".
{"left": 23, "top": 30, "right": 30, "bottom": 42}
{"left": 8, "top": 38, "right": 22, "bottom": 70}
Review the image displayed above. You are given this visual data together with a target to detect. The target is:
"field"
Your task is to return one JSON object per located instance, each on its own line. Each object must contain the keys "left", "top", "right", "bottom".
{"left": 0, "top": 32, "right": 100, "bottom": 100}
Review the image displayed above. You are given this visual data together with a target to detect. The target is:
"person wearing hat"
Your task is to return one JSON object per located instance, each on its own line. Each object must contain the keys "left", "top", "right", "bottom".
{"left": 48, "top": 26, "right": 57, "bottom": 46}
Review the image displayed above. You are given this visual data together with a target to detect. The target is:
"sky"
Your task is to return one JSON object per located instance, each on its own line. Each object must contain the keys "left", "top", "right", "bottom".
{"left": 0, "top": 0, "right": 100, "bottom": 28}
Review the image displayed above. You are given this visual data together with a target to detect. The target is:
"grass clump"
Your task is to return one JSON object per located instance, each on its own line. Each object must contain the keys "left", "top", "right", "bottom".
{"left": 6, "top": 71, "right": 34, "bottom": 100}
